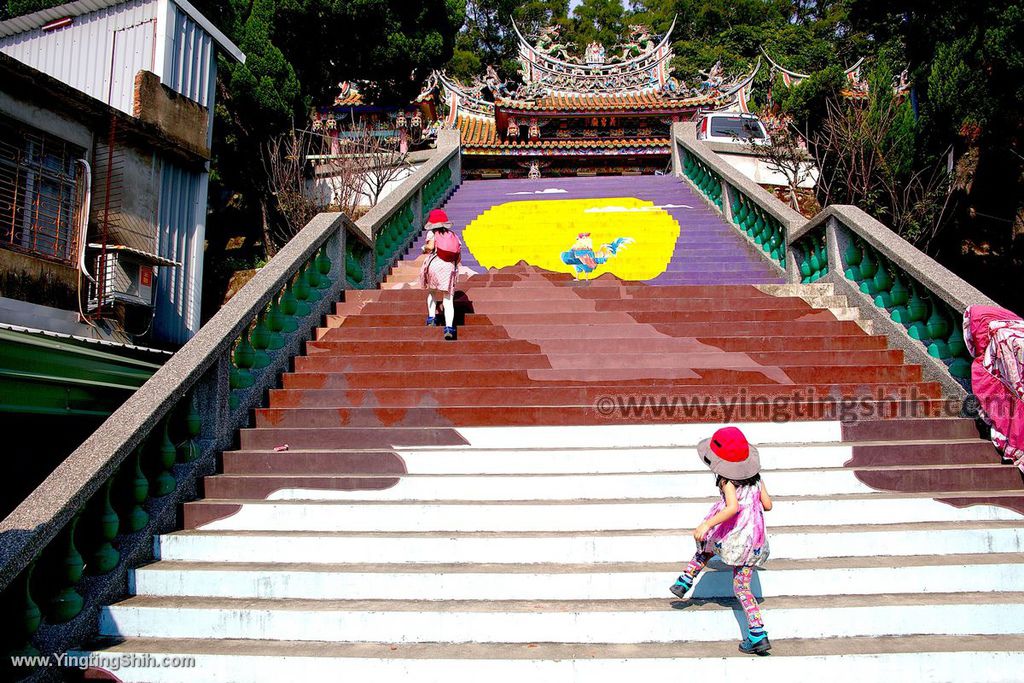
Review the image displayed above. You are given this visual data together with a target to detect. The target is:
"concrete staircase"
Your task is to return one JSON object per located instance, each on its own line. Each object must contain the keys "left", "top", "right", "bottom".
{"left": 73, "top": 177, "right": 1024, "bottom": 680}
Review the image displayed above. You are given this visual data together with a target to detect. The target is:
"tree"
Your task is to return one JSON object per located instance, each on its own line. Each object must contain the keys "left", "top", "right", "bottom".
{"left": 571, "top": 0, "right": 625, "bottom": 51}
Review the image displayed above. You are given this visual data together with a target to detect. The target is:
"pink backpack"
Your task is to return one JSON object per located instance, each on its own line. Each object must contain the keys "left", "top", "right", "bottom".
{"left": 434, "top": 230, "right": 461, "bottom": 263}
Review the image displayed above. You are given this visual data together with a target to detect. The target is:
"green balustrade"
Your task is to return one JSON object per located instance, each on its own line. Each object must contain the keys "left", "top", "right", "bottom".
{"left": 346, "top": 241, "right": 365, "bottom": 288}
{"left": 840, "top": 232, "right": 973, "bottom": 382}
{"left": 249, "top": 310, "right": 272, "bottom": 370}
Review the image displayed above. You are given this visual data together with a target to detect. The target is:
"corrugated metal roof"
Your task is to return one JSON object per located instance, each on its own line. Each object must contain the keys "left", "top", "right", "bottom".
{"left": 0, "top": 0, "right": 243, "bottom": 63}
{"left": 0, "top": 322, "right": 172, "bottom": 357}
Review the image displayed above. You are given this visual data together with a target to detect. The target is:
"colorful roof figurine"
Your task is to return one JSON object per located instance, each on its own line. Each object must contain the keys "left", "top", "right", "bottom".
{"left": 761, "top": 48, "right": 910, "bottom": 100}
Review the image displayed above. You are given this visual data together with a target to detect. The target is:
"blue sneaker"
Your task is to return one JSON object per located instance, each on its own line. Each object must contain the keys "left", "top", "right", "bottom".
{"left": 739, "top": 631, "right": 771, "bottom": 655}
{"left": 669, "top": 578, "right": 691, "bottom": 599}
{"left": 443, "top": 326, "right": 456, "bottom": 341}
{"left": 426, "top": 316, "right": 436, "bottom": 326}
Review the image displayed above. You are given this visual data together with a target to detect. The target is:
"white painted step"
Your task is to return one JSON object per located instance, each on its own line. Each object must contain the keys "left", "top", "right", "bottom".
{"left": 256, "top": 469, "right": 879, "bottom": 501}
{"left": 99, "top": 594, "right": 1024, "bottom": 643}
{"left": 195, "top": 495, "right": 1023, "bottom": 532}
{"left": 131, "top": 556, "right": 1024, "bottom": 601}
{"left": 67, "top": 637, "right": 1024, "bottom": 683}
{"left": 443, "top": 423, "right": 844, "bottom": 449}
{"left": 158, "top": 523, "right": 1024, "bottom": 564}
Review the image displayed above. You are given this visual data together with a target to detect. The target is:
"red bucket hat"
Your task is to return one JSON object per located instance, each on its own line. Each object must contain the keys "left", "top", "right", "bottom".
{"left": 697, "top": 426, "right": 760, "bottom": 480}
{"left": 426, "top": 209, "right": 451, "bottom": 229}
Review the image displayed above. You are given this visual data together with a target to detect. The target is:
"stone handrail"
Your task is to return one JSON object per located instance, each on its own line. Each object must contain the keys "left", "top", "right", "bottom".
{"left": 0, "top": 136, "right": 462, "bottom": 669}
{"left": 672, "top": 121, "right": 803, "bottom": 273}
{"left": 672, "top": 120, "right": 996, "bottom": 396}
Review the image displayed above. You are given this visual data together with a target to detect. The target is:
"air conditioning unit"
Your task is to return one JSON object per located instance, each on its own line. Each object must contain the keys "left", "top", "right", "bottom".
{"left": 87, "top": 244, "right": 179, "bottom": 311}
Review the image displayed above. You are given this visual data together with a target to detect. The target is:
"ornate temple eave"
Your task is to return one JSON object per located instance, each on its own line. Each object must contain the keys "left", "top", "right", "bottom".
{"left": 462, "top": 139, "right": 671, "bottom": 157}
{"left": 495, "top": 94, "right": 717, "bottom": 116}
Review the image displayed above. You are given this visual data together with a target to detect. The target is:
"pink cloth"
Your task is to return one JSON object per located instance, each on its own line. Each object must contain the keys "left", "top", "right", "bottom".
{"left": 699, "top": 483, "right": 769, "bottom": 567}
{"left": 421, "top": 253, "right": 458, "bottom": 295}
{"left": 965, "top": 305, "right": 1024, "bottom": 469}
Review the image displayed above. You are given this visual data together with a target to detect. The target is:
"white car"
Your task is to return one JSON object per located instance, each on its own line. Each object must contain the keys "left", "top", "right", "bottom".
{"left": 696, "top": 112, "right": 771, "bottom": 146}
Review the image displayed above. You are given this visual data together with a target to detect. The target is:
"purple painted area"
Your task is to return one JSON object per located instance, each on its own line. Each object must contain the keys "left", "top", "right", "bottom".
{"left": 406, "top": 175, "right": 786, "bottom": 285}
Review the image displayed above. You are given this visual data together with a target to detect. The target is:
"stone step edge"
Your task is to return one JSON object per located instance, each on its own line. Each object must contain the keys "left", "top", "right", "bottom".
{"left": 105, "top": 591, "right": 1024, "bottom": 612}
{"left": 207, "top": 462, "right": 1015, "bottom": 478}
{"left": 73, "top": 633, "right": 1024, "bottom": 660}
{"left": 188, "top": 489, "right": 1024, "bottom": 506}
{"left": 160, "top": 519, "right": 1024, "bottom": 539}
{"left": 224, "top": 438, "right": 989, "bottom": 453}
{"left": 137, "top": 552, "right": 1024, "bottom": 575}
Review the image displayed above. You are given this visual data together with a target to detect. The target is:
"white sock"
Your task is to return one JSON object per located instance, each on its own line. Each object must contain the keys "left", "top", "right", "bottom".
{"left": 442, "top": 294, "right": 455, "bottom": 327}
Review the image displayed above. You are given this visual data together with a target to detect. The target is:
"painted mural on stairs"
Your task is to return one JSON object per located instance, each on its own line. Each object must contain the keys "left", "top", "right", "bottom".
{"left": 461, "top": 197, "right": 679, "bottom": 281}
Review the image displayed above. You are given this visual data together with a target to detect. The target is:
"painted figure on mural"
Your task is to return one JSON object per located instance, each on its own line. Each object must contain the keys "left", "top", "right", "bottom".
{"left": 561, "top": 232, "right": 634, "bottom": 281}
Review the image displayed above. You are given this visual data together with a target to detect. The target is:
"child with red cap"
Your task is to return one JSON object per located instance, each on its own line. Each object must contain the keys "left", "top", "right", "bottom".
{"left": 421, "top": 209, "right": 461, "bottom": 340}
{"left": 670, "top": 426, "right": 774, "bottom": 655}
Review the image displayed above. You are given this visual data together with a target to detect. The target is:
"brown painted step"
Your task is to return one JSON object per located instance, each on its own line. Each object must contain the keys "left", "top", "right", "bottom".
{"left": 280, "top": 364, "right": 925, "bottom": 390}
{"left": 336, "top": 309, "right": 846, "bottom": 327}
{"left": 268, "top": 382, "right": 943, "bottom": 410}
{"left": 852, "top": 464, "right": 1024, "bottom": 495}
{"left": 292, "top": 349, "right": 907, "bottom": 374}
{"left": 249, "top": 400, "right": 950, "bottom": 429}
{"left": 349, "top": 297, "right": 821, "bottom": 315}
{"left": 306, "top": 335, "right": 890, "bottom": 356}
{"left": 373, "top": 284, "right": 798, "bottom": 299}
{"left": 841, "top": 418, "right": 980, "bottom": 442}
{"left": 848, "top": 441, "right": 999, "bottom": 467}
{"left": 322, "top": 320, "right": 868, "bottom": 341}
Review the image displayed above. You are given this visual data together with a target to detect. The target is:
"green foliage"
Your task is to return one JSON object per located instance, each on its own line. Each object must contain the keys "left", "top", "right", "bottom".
{"left": 570, "top": 0, "right": 625, "bottom": 50}
{"left": 779, "top": 65, "right": 846, "bottom": 133}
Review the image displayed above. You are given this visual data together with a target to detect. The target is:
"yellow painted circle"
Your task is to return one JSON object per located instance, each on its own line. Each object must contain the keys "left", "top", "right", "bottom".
{"left": 461, "top": 197, "right": 680, "bottom": 281}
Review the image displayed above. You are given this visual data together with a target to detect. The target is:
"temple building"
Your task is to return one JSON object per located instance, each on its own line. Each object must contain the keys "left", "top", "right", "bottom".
{"left": 414, "top": 21, "right": 758, "bottom": 179}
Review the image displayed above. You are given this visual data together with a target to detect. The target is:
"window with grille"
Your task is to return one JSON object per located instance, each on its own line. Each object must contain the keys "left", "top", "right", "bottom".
{"left": 0, "top": 115, "right": 86, "bottom": 265}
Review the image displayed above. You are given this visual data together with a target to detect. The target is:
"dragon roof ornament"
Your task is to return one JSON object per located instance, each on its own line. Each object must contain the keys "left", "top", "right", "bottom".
{"left": 511, "top": 17, "right": 678, "bottom": 95}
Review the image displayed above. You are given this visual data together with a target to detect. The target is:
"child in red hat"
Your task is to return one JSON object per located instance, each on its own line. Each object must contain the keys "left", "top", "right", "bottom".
{"left": 670, "top": 426, "right": 774, "bottom": 654}
{"left": 421, "top": 209, "right": 461, "bottom": 340}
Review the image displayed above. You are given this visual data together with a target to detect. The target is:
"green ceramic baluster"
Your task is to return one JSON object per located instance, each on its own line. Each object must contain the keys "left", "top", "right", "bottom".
{"left": 843, "top": 238, "right": 862, "bottom": 279}
{"left": 278, "top": 287, "right": 299, "bottom": 334}
{"left": 126, "top": 443, "right": 149, "bottom": 531}
{"left": 947, "top": 321, "right": 971, "bottom": 378}
{"left": 907, "top": 293, "right": 933, "bottom": 341}
{"left": 265, "top": 296, "right": 286, "bottom": 350}
{"left": 249, "top": 310, "right": 272, "bottom": 370}
{"left": 872, "top": 259, "right": 894, "bottom": 307}
{"left": 47, "top": 514, "right": 83, "bottom": 623}
{"left": 798, "top": 242, "right": 813, "bottom": 282}
{"left": 229, "top": 326, "right": 256, "bottom": 410}
{"left": 88, "top": 478, "right": 120, "bottom": 574}
{"left": 9, "top": 562, "right": 41, "bottom": 658}
{"left": 315, "top": 245, "right": 332, "bottom": 289}
{"left": 888, "top": 272, "right": 909, "bottom": 315}
{"left": 858, "top": 246, "right": 878, "bottom": 294}
{"left": 178, "top": 392, "right": 201, "bottom": 463}
{"left": 925, "top": 304, "right": 952, "bottom": 357}
{"left": 292, "top": 268, "right": 312, "bottom": 317}
{"left": 153, "top": 417, "right": 177, "bottom": 497}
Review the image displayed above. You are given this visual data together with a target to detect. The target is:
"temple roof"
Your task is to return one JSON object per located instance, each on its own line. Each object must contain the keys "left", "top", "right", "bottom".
{"left": 499, "top": 91, "right": 722, "bottom": 114}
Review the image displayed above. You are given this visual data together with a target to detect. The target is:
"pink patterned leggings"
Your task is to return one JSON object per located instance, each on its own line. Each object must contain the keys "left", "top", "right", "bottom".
{"left": 683, "top": 551, "right": 764, "bottom": 629}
